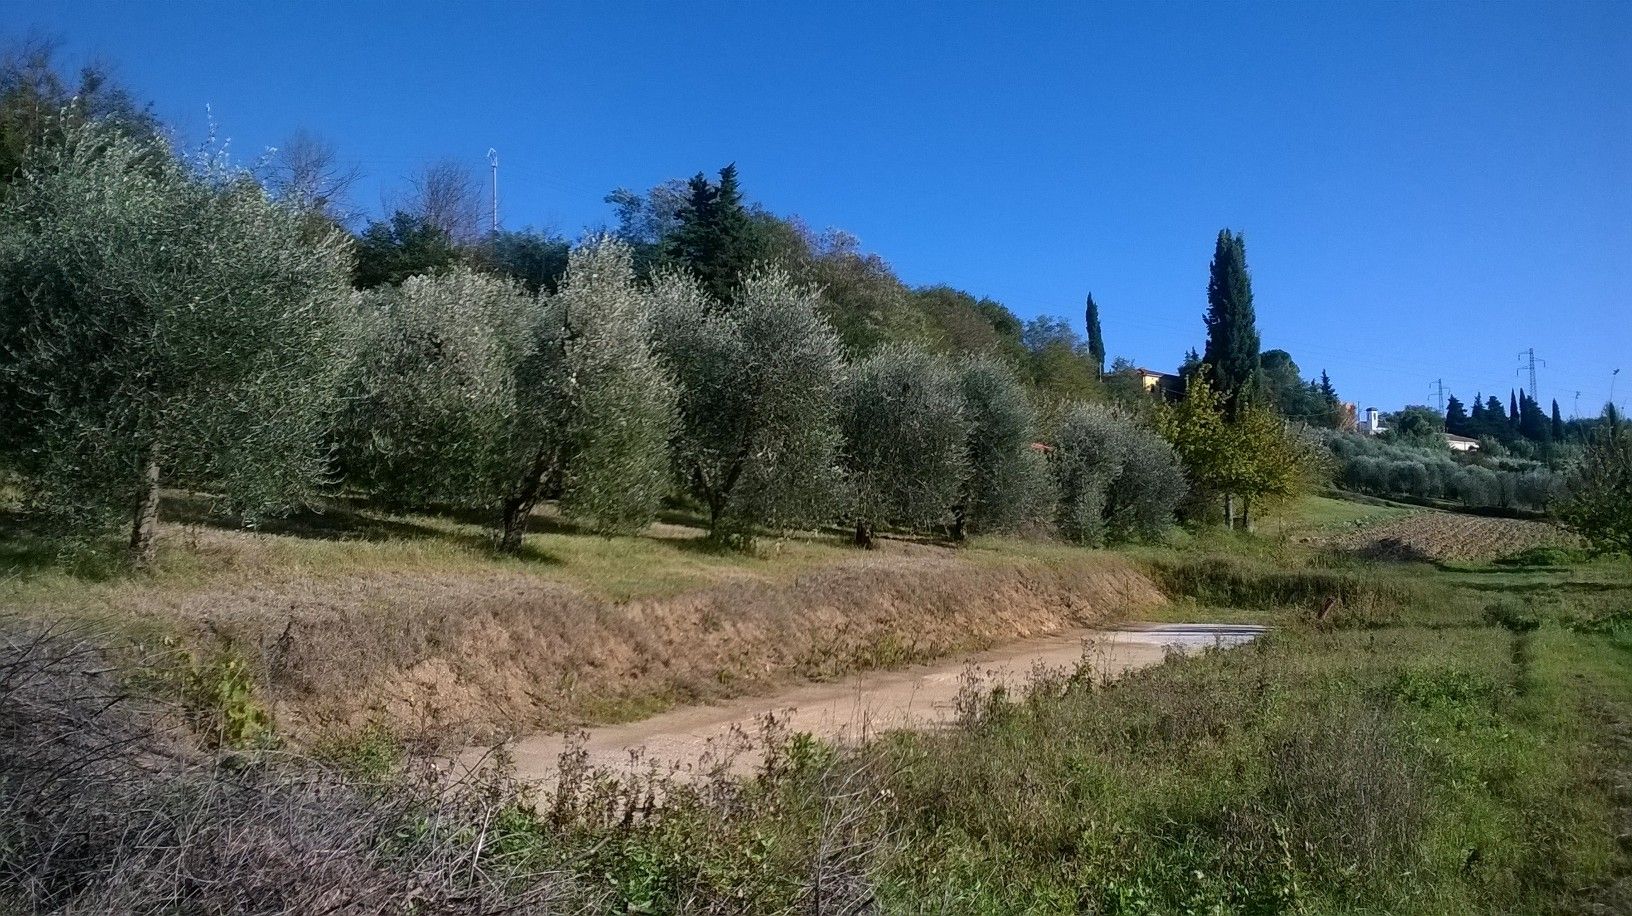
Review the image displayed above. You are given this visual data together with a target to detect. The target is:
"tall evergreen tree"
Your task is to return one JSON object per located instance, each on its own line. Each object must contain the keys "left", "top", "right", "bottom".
{"left": 1445, "top": 395, "right": 1468, "bottom": 434}
{"left": 663, "top": 163, "right": 760, "bottom": 304}
{"left": 1470, "top": 393, "right": 1487, "bottom": 423}
{"left": 1552, "top": 399, "right": 1566, "bottom": 441}
{"left": 1084, "top": 292, "right": 1106, "bottom": 377}
{"left": 1510, "top": 390, "right": 1521, "bottom": 429}
{"left": 1518, "top": 392, "right": 1550, "bottom": 442}
{"left": 1201, "top": 229, "right": 1261, "bottom": 418}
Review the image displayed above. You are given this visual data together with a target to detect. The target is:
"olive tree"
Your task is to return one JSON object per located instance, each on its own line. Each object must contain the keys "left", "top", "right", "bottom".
{"left": 1051, "top": 403, "right": 1187, "bottom": 545}
{"left": 838, "top": 346, "right": 968, "bottom": 547}
{"left": 341, "top": 241, "right": 676, "bottom": 551}
{"left": 339, "top": 268, "right": 535, "bottom": 509}
{"left": 953, "top": 356, "right": 1046, "bottom": 538}
{"left": 649, "top": 267, "right": 843, "bottom": 545}
{"left": 0, "top": 124, "right": 352, "bottom": 565}
{"left": 507, "top": 239, "right": 677, "bottom": 546}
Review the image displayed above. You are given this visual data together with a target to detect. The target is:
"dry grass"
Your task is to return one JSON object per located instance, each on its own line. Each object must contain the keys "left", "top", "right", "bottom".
{"left": 3, "top": 498, "right": 1165, "bottom": 742}
{"left": 0, "top": 622, "right": 583, "bottom": 915}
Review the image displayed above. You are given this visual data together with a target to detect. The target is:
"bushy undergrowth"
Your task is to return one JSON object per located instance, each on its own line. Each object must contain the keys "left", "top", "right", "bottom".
{"left": 6, "top": 548, "right": 1626, "bottom": 915}
{"left": 1323, "top": 432, "right": 1564, "bottom": 512}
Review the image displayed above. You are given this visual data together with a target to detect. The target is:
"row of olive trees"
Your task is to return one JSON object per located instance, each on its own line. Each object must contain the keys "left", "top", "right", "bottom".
{"left": 1321, "top": 432, "right": 1563, "bottom": 512}
{"left": 0, "top": 125, "right": 1189, "bottom": 562}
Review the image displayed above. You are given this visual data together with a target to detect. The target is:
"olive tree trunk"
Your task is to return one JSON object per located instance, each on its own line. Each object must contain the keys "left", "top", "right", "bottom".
{"left": 128, "top": 443, "right": 161, "bottom": 568}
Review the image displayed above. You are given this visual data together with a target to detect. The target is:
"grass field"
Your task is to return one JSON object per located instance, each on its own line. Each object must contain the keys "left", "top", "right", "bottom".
{"left": 3, "top": 491, "right": 1629, "bottom": 912}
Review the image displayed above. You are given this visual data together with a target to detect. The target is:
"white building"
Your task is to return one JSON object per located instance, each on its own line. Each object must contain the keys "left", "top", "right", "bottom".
{"left": 1360, "top": 407, "right": 1387, "bottom": 435}
{"left": 1445, "top": 433, "right": 1480, "bottom": 452}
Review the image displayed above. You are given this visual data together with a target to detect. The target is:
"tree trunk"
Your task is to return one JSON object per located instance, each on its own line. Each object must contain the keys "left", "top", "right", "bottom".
{"left": 1223, "top": 493, "right": 1236, "bottom": 530}
{"left": 1241, "top": 495, "right": 1254, "bottom": 532}
{"left": 853, "top": 518, "right": 875, "bottom": 549}
{"left": 499, "top": 452, "right": 552, "bottom": 554}
{"left": 129, "top": 443, "right": 161, "bottom": 569}
{"left": 950, "top": 504, "right": 967, "bottom": 542}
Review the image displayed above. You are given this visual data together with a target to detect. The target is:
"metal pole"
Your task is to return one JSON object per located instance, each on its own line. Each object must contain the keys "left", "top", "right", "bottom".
{"left": 487, "top": 148, "right": 499, "bottom": 233}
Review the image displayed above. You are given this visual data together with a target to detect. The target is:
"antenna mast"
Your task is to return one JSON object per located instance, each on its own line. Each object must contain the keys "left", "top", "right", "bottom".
{"left": 486, "top": 148, "right": 499, "bottom": 233}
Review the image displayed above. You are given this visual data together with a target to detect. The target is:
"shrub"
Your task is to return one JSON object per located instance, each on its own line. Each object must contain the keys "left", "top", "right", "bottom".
{"left": 1559, "top": 424, "right": 1632, "bottom": 556}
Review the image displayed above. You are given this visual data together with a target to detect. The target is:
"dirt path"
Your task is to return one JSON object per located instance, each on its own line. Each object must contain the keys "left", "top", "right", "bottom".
{"left": 493, "top": 623, "right": 1263, "bottom": 783}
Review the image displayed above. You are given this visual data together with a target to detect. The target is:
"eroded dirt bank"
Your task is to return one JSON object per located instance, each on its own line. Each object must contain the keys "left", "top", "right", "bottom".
{"left": 492, "top": 623, "right": 1266, "bottom": 782}
{"left": 188, "top": 551, "right": 1166, "bottom": 740}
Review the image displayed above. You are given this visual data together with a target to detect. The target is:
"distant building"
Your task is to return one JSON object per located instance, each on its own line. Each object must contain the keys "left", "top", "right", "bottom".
{"left": 1445, "top": 433, "right": 1480, "bottom": 452}
{"left": 1135, "top": 368, "right": 1184, "bottom": 400}
{"left": 1360, "top": 407, "right": 1387, "bottom": 435}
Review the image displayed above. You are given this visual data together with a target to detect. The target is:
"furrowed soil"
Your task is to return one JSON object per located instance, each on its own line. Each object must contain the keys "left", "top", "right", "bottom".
{"left": 1312, "top": 507, "right": 1576, "bottom": 561}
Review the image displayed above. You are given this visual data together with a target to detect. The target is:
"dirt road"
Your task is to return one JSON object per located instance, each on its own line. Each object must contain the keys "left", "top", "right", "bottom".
{"left": 494, "top": 623, "right": 1263, "bottom": 783}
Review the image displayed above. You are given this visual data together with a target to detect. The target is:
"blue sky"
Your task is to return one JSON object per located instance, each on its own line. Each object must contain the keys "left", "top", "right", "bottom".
{"left": 13, "top": 1, "right": 1631, "bottom": 415}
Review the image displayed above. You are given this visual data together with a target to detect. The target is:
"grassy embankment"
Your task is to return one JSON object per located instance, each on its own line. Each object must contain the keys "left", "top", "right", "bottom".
{"left": 3, "top": 493, "right": 1627, "bottom": 913}
{"left": 0, "top": 494, "right": 1163, "bottom": 740}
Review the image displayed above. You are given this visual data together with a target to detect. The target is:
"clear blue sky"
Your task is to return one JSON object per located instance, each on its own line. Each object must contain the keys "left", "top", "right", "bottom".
{"left": 13, "top": 1, "right": 1631, "bottom": 415}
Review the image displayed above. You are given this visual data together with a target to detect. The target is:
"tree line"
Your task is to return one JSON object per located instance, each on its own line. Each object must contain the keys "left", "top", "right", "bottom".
{"left": 0, "top": 42, "right": 1381, "bottom": 565}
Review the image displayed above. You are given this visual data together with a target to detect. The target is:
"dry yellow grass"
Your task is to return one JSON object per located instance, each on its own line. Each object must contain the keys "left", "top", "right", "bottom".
{"left": 3, "top": 498, "right": 1165, "bottom": 742}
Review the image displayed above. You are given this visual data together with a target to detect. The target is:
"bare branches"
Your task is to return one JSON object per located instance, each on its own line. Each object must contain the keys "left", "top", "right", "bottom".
{"left": 262, "top": 129, "right": 362, "bottom": 226}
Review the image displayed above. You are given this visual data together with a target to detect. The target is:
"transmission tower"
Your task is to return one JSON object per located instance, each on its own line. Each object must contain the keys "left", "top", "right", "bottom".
{"left": 1430, "top": 378, "right": 1446, "bottom": 412}
{"left": 1517, "top": 348, "right": 1546, "bottom": 401}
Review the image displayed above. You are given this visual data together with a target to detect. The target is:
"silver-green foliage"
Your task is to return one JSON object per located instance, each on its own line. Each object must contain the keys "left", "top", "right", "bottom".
{"left": 342, "top": 240, "right": 675, "bottom": 541}
{"left": 649, "top": 267, "right": 843, "bottom": 541}
{"left": 0, "top": 123, "right": 352, "bottom": 539}
{"left": 1052, "top": 404, "right": 1187, "bottom": 545}
{"left": 523, "top": 239, "right": 676, "bottom": 534}
{"left": 840, "top": 346, "right": 969, "bottom": 540}
{"left": 340, "top": 268, "right": 534, "bottom": 508}
{"left": 956, "top": 356, "right": 1047, "bottom": 534}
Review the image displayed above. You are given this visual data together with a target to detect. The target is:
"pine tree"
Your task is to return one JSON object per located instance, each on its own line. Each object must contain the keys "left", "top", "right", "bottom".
{"left": 1201, "top": 229, "right": 1261, "bottom": 418}
{"left": 1471, "top": 393, "right": 1487, "bottom": 423}
{"left": 1510, "top": 390, "right": 1521, "bottom": 429}
{"left": 663, "top": 163, "right": 759, "bottom": 304}
{"left": 1552, "top": 400, "right": 1565, "bottom": 441}
{"left": 1084, "top": 292, "right": 1106, "bottom": 377}
{"left": 1445, "top": 395, "right": 1468, "bottom": 435}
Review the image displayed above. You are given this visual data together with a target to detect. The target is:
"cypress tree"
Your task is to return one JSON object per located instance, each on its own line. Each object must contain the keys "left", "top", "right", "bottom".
{"left": 1552, "top": 399, "right": 1566, "bottom": 441}
{"left": 1312, "top": 367, "right": 1338, "bottom": 427}
{"left": 1510, "top": 390, "right": 1521, "bottom": 428}
{"left": 1471, "top": 393, "right": 1487, "bottom": 422}
{"left": 1201, "top": 229, "right": 1261, "bottom": 418}
{"left": 1084, "top": 292, "right": 1106, "bottom": 377}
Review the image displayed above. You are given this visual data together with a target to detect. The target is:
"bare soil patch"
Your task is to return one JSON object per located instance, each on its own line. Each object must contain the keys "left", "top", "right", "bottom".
{"left": 1314, "top": 510, "right": 1575, "bottom": 562}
